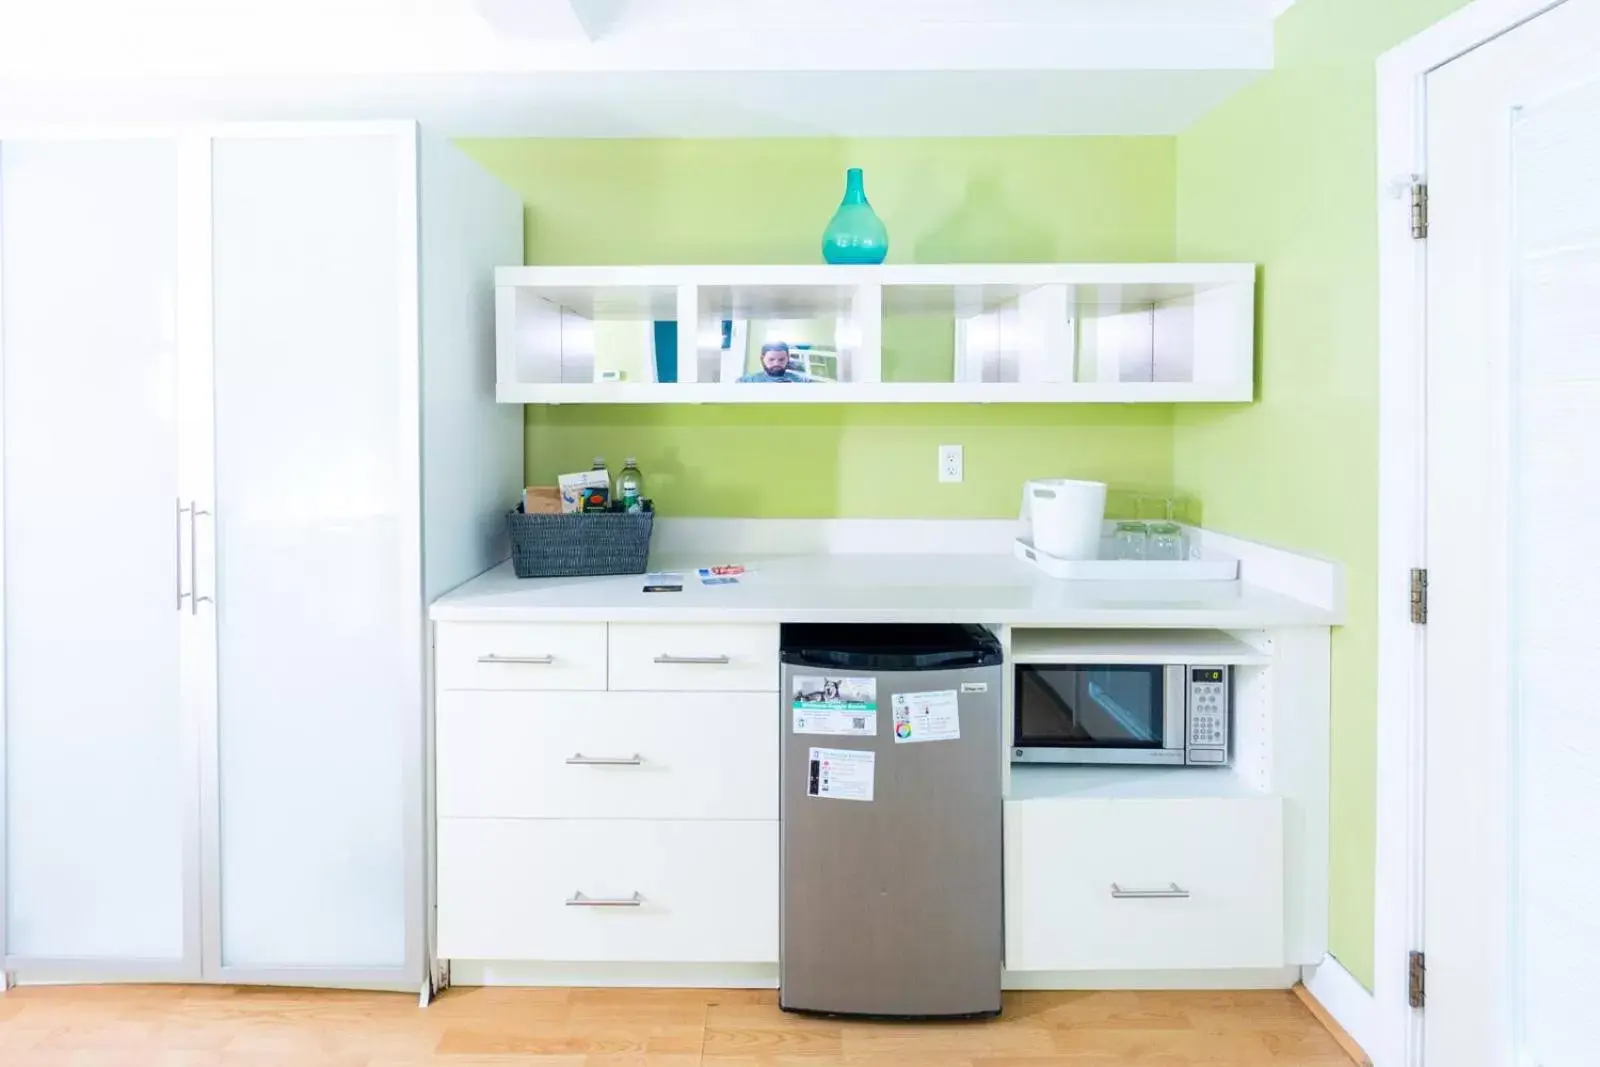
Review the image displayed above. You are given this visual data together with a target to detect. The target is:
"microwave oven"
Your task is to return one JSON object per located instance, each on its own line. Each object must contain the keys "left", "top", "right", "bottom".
{"left": 1011, "top": 663, "right": 1229, "bottom": 766}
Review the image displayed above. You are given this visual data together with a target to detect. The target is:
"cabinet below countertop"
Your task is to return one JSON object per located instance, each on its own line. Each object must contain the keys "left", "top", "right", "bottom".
{"left": 431, "top": 600, "right": 1330, "bottom": 985}
{"left": 1004, "top": 796, "right": 1284, "bottom": 971}
{"left": 438, "top": 818, "right": 779, "bottom": 963}
{"left": 437, "top": 689, "right": 778, "bottom": 821}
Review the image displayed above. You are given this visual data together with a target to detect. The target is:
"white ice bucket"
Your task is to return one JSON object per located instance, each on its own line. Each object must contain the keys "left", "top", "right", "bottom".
{"left": 1021, "top": 479, "right": 1107, "bottom": 560}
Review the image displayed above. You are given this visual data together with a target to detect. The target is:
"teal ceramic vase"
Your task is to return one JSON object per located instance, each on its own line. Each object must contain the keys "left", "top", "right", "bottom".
{"left": 821, "top": 168, "right": 889, "bottom": 265}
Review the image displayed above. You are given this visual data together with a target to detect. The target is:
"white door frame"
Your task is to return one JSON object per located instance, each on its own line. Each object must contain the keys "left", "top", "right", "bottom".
{"left": 1374, "top": 2, "right": 1569, "bottom": 1065}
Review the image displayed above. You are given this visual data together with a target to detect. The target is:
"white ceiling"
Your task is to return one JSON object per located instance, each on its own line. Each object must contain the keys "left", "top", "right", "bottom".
{"left": 0, "top": 0, "right": 1293, "bottom": 136}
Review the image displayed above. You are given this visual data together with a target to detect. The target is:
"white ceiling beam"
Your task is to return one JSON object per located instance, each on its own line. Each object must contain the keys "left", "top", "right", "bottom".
{"left": 0, "top": 69, "right": 1269, "bottom": 137}
{"left": 0, "top": 1, "right": 1274, "bottom": 79}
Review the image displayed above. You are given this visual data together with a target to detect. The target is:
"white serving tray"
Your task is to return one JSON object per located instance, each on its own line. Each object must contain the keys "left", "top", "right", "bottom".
{"left": 1014, "top": 537, "right": 1240, "bottom": 582}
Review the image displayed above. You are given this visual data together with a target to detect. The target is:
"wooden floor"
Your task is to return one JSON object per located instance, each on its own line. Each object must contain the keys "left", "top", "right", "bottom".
{"left": 0, "top": 984, "right": 1354, "bottom": 1066}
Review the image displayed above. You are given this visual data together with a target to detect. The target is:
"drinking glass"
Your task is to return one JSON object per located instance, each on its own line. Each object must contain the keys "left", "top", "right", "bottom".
{"left": 1147, "top": 522, "right": 1185, "bottom": 561}
{"left": 1112, "top": 521, "right": 1148, "bottom": 560}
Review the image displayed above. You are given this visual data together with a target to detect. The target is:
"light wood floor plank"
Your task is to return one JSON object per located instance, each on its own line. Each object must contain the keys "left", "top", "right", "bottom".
{"left": 0, "top": 984, "right": 1353, "bottom": 1065}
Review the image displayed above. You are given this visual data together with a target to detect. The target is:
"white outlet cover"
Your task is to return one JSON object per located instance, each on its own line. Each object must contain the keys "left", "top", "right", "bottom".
{"left": 939, "top": 444, "right": 963, "bottom": 483}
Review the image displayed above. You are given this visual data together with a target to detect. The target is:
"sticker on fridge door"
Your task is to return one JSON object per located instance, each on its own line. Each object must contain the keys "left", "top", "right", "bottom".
{"left": 891, "top": 690, "right": 961, "bottom": 744}
{"left": 791, "top": 675, "right": 877, "bottom": 736}
{"left": 806, "top": 747, "right": 874, "bottom": 802}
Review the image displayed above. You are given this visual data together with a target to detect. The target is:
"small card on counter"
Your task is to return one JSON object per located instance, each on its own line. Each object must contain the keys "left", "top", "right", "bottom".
{"left": 642, "top": 572, "right": 684, "bottom": 593}
{"left": 806, "top": 747, "right": 875, "bottom": 802}
{"left": 698, "top": 565, "right": 747, "bottom": 586}
{"left": 891, "top": 689, "right": 961, "bottom": 744}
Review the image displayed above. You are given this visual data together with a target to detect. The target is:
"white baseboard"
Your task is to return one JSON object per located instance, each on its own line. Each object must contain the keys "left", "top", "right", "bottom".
{"left": 1302, "top": 953, "right": 1374, "bottom": 1058}
{"left": 448, "top": 961, "right": 779, "bottom": 988}
{"left": 448, "top": 960, "right": 1300, "bottom": 993}
{"left": 1004, "top": 966, "right": 1299, "bottom": 991}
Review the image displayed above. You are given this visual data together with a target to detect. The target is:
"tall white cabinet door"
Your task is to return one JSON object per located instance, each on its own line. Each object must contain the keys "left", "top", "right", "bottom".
{"left": 207, "top": 129, "right": 421, "bottom": 984}
{"left": 1, "top": 139, "right": 197, "bottom": 973}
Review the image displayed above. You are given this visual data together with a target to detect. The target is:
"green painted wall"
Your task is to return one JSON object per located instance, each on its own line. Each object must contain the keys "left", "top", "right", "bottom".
{"left": 1173, "top": 0, "right": 1471, "bottom": 989}
{"left": 457, "top": 137, "right": 1180, "bottom": 516}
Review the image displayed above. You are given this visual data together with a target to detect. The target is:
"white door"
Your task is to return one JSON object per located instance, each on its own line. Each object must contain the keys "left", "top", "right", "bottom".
{"left": 204, "top": 129, "right": 423, "bottom": 986}
{"left": 1424, "top": 1, "right": 1600, "bottom": 1063}
{"left": 0, "top": 138, "right": 201, "bottom": 977}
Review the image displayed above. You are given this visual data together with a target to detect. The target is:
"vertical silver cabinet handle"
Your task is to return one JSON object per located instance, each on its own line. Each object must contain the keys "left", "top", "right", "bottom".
{"left": 652, "top": 654, "right": 731, "bottom": 665}
{"left": 190, "top": 502, "right": 212, "bottom": 615}
{"left": 176, "top": 498, "right": 191, "bottom": 610}
{"left": 1109, "top": 882, "right": 1190, "bottom": 900}
{"left": 565, "top": 753, "right": 645, "bottom": 766}
{"left": 477, "top": 653, "right": 555, "bottom": 665}
{"left": 566, "top": 891, "right": 644, "bottom": 907}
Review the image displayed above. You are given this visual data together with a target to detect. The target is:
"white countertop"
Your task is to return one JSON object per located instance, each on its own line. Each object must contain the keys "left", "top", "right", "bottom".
{"left": 429, "top": 552, "right": 1341, "bottom": 627}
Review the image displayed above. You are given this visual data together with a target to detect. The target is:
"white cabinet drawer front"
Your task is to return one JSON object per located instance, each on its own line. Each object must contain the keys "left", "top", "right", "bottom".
{"left": 437, "top": 691, "right": 778, "bottom": 820}
{"left": 608, "top": 623, "right": 779, "bottom": 692}
{"left": 1004, "top": 796, "right": 1284, "bottom": 971}
{"left": 437, "top": 818, "right": 778, "bottom": 963}
{"left": 437, "top": 622, "right": 606, "bottom": 691}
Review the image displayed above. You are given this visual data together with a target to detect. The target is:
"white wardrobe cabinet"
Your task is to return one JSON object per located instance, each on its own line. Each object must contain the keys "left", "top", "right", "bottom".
{"left": 1, "top": 138, "right": 194, "bottom": 977}
{"left": 0, "top": 124, "right": 522, "bottom": 990}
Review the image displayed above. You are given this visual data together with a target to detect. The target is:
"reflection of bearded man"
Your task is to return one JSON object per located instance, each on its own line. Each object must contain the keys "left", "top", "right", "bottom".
{"left": 738, "top": 341, "right": 813, "bottom": 382}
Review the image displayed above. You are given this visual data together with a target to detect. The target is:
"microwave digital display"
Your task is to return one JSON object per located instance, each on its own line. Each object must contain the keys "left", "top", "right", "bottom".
{"left": 1192, "top": 668, "right": 1224, "bottom": 683}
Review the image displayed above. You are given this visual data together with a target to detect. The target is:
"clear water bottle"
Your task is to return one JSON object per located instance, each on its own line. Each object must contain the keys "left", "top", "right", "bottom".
{"left": 618, "top": 458, "right": 645, "bottom": 514}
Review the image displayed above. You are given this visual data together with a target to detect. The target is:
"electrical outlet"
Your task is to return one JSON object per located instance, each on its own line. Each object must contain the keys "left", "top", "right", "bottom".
{"left": 938, "top": 444, "right": 963, "bottom": 483}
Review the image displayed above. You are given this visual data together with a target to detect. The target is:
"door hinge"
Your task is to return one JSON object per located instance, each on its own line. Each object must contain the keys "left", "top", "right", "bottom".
{"left": 1410, "top": 568, "right": 1428, "bottom": 625}
{"left": 1411, "top": 181, "right": 1429, "bottom": 239}
{"left": 1408, "top": 950, "right": 1426, "bottom": 1008}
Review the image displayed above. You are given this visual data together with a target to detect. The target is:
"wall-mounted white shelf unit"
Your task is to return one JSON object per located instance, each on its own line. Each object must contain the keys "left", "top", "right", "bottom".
{"left": 495, "top": 263, "right": 1256, "bottom": 405}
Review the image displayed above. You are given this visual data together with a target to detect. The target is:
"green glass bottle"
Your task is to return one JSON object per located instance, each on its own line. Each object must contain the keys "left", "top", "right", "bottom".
{"left": 821, "top": 168, "right": 889, "bottom": 265}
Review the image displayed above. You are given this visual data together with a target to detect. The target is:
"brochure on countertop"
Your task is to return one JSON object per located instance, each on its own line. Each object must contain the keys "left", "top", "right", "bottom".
{"left": 697, "top": 565, "right": 748, "bottom": 586}
{"left": 697, "top": 563, "right": 752, "bottom": 588}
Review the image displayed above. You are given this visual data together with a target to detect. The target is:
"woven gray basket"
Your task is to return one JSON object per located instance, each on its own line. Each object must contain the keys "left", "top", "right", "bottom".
{"left": 507, "top": 503, "right": 654, "bottom": 578}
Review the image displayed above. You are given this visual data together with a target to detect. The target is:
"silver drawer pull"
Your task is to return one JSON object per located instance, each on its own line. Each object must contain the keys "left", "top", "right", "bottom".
{"left": 478, "top": 653, "right": 555, "bottom": 665}
{"left": 1110, "top": 882, "right": 1191, "bottom": 900}
{"left": 567, "top": 890, "right": 644, "bottom": 908}
{"left": 653, "top": 654, "right": 731, "bottom": 665}
{"left": 565, "top": 753, "right": 644, "bottom": 766}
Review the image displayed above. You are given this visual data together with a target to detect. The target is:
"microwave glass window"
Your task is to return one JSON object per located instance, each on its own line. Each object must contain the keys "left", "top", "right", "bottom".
{"left": 1015, "top": 665, "right": 1166, "bottom": 749}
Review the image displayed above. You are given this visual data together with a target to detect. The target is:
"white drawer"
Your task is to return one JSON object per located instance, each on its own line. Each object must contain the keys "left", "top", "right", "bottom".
{"left": 437, "top": 818, "right": 778, "bottom": 963}
{"left": 608, "top": 623, "right": 778, "bottom": 692}
{"left": 1004, "top": 796, "right": 1284, "bottom": 971}
{"left": 437, "top": 690, "right": 778, "bottom": 820}
{"left": 436, "top": 622, "right": 606, "bottom": 691}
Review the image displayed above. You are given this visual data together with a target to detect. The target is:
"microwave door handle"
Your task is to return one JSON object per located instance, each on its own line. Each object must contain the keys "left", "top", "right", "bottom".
{"left": 1164, "top": 665, "right": 1188, "bottom": 756}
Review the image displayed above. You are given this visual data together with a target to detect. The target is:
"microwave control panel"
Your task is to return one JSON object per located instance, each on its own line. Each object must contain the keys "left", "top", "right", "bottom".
{"left": 1186, "top": 666, "right": 1229, "bottom": 764}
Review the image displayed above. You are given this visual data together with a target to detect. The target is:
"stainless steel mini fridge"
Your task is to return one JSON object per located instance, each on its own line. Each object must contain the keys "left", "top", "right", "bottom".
{"left": 779, "top": 623, "right": 1004, "bottom": 1018}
